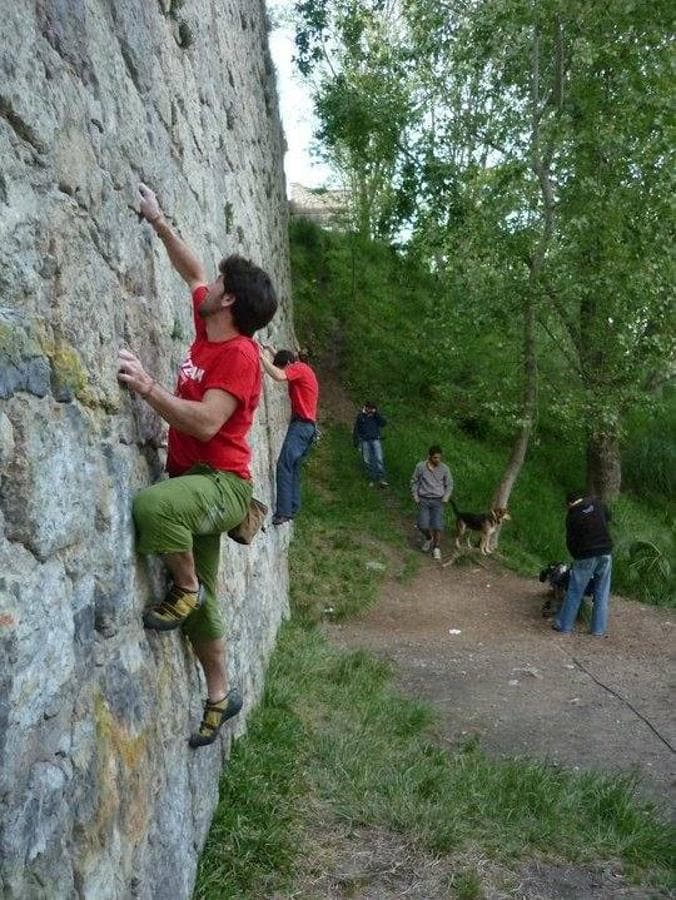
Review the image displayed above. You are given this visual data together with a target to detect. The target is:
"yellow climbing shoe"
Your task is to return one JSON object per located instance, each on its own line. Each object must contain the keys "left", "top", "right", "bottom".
{"left": 189, "top": 689, "right": 243, "bottom": 748}
{"left": 143, "top": 584, "right": 204, "bottom": 632}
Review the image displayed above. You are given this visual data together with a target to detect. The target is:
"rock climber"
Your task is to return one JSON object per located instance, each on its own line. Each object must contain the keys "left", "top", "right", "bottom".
{"left": 258, "top": 345, "right": 319, "bottom": 525}
{"left": 117, "top": 183, "right": 277, "bottom": 747}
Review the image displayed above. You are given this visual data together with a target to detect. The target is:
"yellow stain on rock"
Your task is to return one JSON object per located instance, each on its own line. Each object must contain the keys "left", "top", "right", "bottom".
{"left": 39, "top": 337, "right": 88, "bottom": 399}
{"left": 92, "top": 694, "right": 151, "bottom": 847}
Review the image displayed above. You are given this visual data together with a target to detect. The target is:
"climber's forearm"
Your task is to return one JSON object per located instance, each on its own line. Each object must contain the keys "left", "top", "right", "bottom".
{"left": 143, "top": 383, "right": 234, "bottom": 442}
{"left": 260, "top": 353, "right": 287, "bottom": 382}
{"left": 118, "top": 348, "right": 235, "bottom": 441}
{"left": 151, "top": 217, "right": 207, "bottom": 289}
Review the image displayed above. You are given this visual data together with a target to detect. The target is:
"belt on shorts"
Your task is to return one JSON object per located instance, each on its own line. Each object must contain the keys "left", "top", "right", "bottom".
{"left": 291, "top": 415, "right": 315, "bottom": 425}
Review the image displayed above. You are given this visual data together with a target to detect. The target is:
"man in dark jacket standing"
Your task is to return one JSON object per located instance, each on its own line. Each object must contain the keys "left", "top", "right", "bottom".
{"left": 553, "top": 491, "right": 613, "bottom": 636}
{"left": 353, "top": 403, "right": 388, "bottom": 487}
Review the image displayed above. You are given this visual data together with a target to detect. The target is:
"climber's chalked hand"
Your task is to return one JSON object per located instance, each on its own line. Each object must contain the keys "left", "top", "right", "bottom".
{"left": 138, "top": 183, "right": 162, "bottom": 224}
{"left": 118, "top": 348, "right": 154, "bottom": 397}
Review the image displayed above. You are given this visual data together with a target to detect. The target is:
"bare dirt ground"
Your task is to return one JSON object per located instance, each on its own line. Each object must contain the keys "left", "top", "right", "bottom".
{"left": 289, "top": 821, "right": 660, "bottom": 900}
{"left": 328, "top": 552, "right": 675, "bottom": 805}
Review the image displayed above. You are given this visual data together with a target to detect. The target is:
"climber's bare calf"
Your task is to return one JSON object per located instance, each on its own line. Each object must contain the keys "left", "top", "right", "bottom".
{"left": 118, "top": 183, "right": 278, "bottom": 747}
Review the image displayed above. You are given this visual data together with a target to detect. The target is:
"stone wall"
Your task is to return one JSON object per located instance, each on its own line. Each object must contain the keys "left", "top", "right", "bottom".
{"left": 288, "top": 182, "right": 350, "bottom": 229}
{"left": 0, "top": 2, "right": 293, "bottom": 897}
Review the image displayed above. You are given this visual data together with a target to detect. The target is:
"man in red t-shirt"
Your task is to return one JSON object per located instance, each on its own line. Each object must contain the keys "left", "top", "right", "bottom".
{"left": 117, "top": 184, "right": 277, "bottom": 747}
{"left": 259, "top": 347, "right": 319, "bottom": 524}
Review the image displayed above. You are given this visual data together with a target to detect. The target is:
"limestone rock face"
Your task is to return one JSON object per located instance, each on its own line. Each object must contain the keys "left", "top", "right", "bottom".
{"left": 0, "top": 3, "right": 293, "bottom": 897}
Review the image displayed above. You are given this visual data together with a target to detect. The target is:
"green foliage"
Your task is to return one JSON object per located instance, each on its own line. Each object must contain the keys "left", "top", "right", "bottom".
{"left": 291, "top": 219, "right": 674, "bottom": 606}
{"left": 626, "top": 541, "right": 672, "bottom": 603}
{"left": 295, "top": 0, "right": 418, "bottom": 238}
{"left": 623, "top": 395, "right": 676, "bottom": 499}
{"left": 289, "top": 218, "right": 510, "bottom": 427}
{"left": 292, "top": 0, "right": 675, "bottom": 497}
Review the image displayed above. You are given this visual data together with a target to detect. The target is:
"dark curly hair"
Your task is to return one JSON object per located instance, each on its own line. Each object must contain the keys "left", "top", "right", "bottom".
{"left": 273, "top": 349, "right": 296, "bottom": 368}
{"left": 219, "top": 254, "right": 277, "bottom": 336}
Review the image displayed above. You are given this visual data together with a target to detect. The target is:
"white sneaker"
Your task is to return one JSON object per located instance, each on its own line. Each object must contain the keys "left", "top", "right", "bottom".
{"left": 421, "top": 539, "right": 432, "bottom": 553}
{"left": 432, "top": 547, "right": 442, "bottom": 560}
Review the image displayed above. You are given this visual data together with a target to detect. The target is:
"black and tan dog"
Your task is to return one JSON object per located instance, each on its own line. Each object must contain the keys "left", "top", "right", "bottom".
{"left": 449, "top": 499, "right": 511, "bottom": 555}
{"left": 539, "top": 562, "right": 596, "bottom": 617}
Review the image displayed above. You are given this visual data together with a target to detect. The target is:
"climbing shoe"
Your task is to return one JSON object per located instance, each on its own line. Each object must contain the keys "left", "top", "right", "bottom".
{"left": 143, "top": 583, "right": 204, "bottom": 632}
{"left": 189, "top": 688, "right": 243, "bottom": 748}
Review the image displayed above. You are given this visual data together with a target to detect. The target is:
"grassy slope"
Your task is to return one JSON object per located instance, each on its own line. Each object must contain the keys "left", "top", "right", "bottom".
{"left": 195, "top": 426, "right": 674, "bottom": 898}
{"left": 290, "top": 219, "right": 674, "bottom": 607}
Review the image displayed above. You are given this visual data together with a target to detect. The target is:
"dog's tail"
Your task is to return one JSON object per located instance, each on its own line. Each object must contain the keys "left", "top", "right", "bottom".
{"left": 448, "top": 497, "right": 460, "bottom": 516}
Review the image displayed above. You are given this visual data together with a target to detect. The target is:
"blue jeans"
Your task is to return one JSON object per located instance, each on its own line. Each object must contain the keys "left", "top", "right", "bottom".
{"left": 360, "top": 439, "right": 385, "bottom": 481}
{"left": 554, "top": 555, "right": 612, "bottom": 635}
{"left": 275, "top": 420, "right": 315, "bottom": 518}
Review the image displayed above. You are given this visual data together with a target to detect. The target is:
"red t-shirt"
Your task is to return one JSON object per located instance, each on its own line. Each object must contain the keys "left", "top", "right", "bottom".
{"left": 166, "top": 285, "right": 261, "bottom": 480}
{"left": 285, "top": 361, "right": 319, "bottom": 421}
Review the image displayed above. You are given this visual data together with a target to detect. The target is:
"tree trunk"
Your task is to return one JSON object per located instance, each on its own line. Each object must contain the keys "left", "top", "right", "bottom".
{"left": 586, "top": 429, "right": 621, "bottom": 501}
{"left": 491, "top": 420, "right": 532, "bottom": 510}
{"left": 491, "top": 285, "right": 537, "bottom": 518}
{"left": 490, "top": 22, "right": 561, "bottom": 549}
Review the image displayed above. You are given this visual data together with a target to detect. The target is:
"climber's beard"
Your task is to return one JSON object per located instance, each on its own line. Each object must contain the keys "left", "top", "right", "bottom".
{"left": 198, "top": 291, "right": 228, "bottom": 319}
{"left": 198, "top": 301, "right": 219, "bottom": 318}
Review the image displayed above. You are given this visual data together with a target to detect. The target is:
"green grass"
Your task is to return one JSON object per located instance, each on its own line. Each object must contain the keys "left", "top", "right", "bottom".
{"left": 197, "top": 622, "right": 674, "bottom": 897}
{"left": 195, "top": 431, "right": 675, "bottom": 899}
{"left": 196, "top": 627, "right": 674, "bottom": 897}
{"left": 194, "top": 639, "right": 307, "bottom": 898}
{"left": 290, "top": 424, "right": 418, "bottom": 625}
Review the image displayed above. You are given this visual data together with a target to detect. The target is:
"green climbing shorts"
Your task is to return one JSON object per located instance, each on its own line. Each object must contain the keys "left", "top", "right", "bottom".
{"left": 132, "top": 464, "right": 252, "bottom": 642}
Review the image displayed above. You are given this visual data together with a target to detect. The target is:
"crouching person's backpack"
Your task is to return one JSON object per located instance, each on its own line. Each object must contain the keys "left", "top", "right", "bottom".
{"left": 227, "top": 498, "right": 268, "bottom": 545}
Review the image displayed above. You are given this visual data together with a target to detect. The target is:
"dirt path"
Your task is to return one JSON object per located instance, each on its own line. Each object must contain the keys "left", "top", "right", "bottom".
{"left": 328, "top": 553, "right": 675, "bottom": 805}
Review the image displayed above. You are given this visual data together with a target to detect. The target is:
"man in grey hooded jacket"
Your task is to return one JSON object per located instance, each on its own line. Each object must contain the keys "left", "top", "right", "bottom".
{"left": 410, "top": 445, "right": 453, "bottom": 560}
